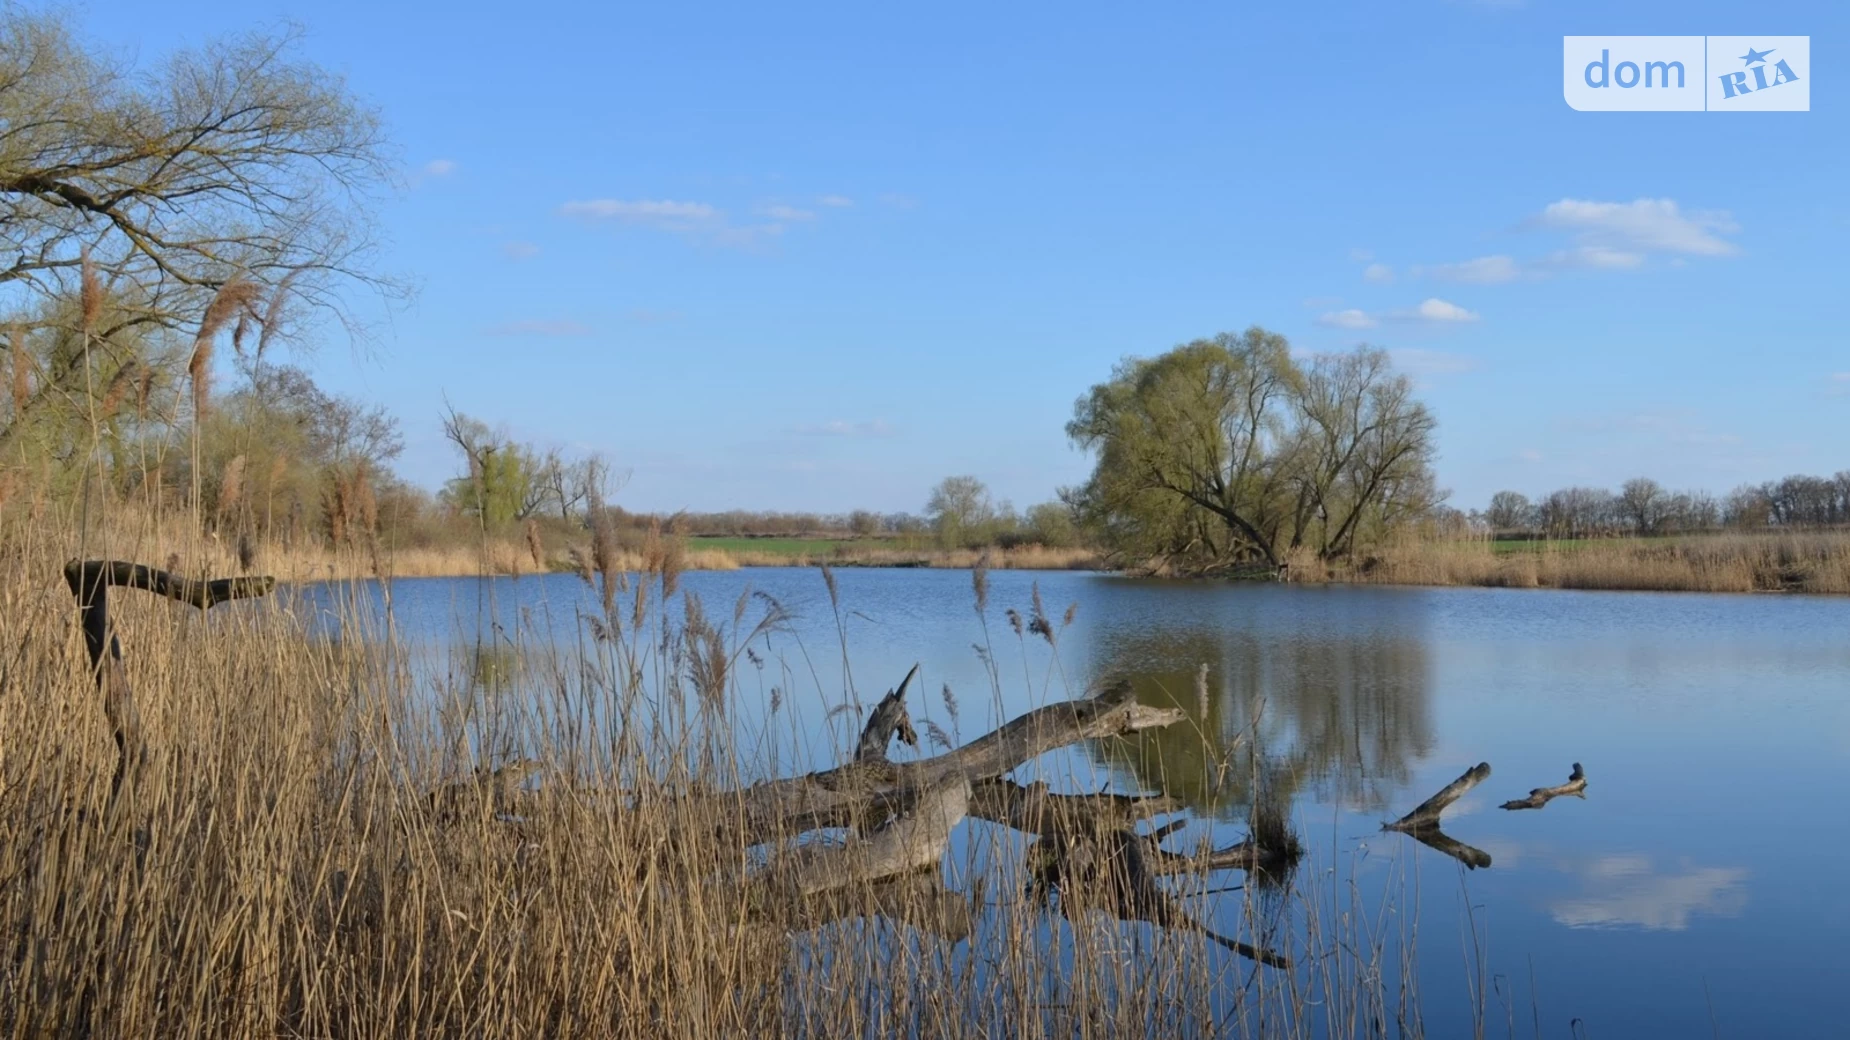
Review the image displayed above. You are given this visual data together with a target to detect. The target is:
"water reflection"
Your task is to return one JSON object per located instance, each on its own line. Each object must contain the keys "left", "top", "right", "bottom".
{"left": 1550, "top": 855, "right": 1749, "bottom": 931}
{"left": 1084, "top": 625, "right": 1436, "bottom": 820}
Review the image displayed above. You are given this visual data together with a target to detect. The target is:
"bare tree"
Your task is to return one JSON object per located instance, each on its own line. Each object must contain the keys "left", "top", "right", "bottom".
{"left": 1486, "top": 491, "right": 1532, "bottom": 533}
{"left": 1618, "top": 477, "right": 1668, "bottom": 536}
{"left": 1, "top": 11, "right": 401, "bottom": 455}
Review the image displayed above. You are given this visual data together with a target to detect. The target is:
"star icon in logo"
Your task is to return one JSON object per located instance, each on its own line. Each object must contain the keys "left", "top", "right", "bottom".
{"left": 1740, "top": 46, "right": 1775, "bottom": 66}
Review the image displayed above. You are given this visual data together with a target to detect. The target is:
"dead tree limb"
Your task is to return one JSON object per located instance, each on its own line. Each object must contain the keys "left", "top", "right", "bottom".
{"left": 62, "top": 559, "right": 275, "bottom": 798}
{"left": 726, "top": 680, "right": 1183, "bottom": 845}
{"left": 1500, "top": 763, "right": 1586, "bottom": 811}
{"left": 1040, "top": 827, "right": 1291, "bottom": 969}
{"left": 782, "top": 868, "right": 975, "bottom": 944}
{"left": 854, "top": 663, "right": 919, "bottom": 763}
{"left": 747, "top": 775, "right": 970, "bottom": 901}
{"left": 966, "top": 778, "right": 1180, "bottom": 837}
{"left": 1383, "top": 762, "right": 1491, "bottom": 832}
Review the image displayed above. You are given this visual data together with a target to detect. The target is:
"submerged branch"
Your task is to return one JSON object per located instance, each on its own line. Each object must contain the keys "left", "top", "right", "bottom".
{"left": 1500, "top": 763, "right": 1587, "bottom": 811}
{"left": 1384, "top": 762, "right": 1491, "bottom": 832}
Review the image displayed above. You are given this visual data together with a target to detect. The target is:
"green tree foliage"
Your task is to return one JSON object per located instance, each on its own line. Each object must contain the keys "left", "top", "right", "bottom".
{"left": 439, "top": 411, "right": 554, "bottom": 531}
{"left": 1066, "top": 328, "right": 1438, "bottom": 572}
{"left": 203, "top": 364, "right": 403, "bottom": 542}
{"left": 925, "top": 475, "right": 994, "bottom": 548}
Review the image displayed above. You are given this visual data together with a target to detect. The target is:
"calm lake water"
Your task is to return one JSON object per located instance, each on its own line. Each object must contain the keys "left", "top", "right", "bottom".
{"left": 295, "top": 568, "right": 1850, "bottom": 1038}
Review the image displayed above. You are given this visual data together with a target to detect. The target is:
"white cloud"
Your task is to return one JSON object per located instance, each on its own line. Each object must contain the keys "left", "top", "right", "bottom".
{"left": 487, "top": 319, "right": 591, "bottom": 337}
{"left": 1518, "top": 448, "right": 1544, "bottom": 462}
{"left": 1536, "top": 198, "right": 1739, "bottom": 257}
{"left": 1363, "top": 263, "right": 1395, "bottom": 284}
{"left": 764, "top": 204, "right": 816, "bottom": 222}
{"left": 1390, "top": 348, "right": 1480, "bottom": 376}
{"left": 1547, "top": 245, "right": 1647, "bottom": 270}
{"left": 561, "top": 199, "right": 719, "bottom": 224}
{"left": 501, "top": 241, "right": 541, "bottom": 261}
{"left": 422, "top": 159, "right": 457, "bottom": 177}
{"left": 1387, "top": 298, "right": 1479, "bottom": 323}
{"left": 1349, "top": 247, "right": 1374, "bottom": 262}
{"left": 1428, "top": 254, "right": 1521, "bottom": 284}
{"left": 792, "top": 419, "right": 894, "bottom": 438}
{"left": 561, "top": 198, "right": 799, "bottom": 247}
{"left": 1828, "top": 372, "right": 1850, "bottom": 396}
{"left": 1416, "top": 197, "right": 1736, "bottom": 285}
{"left": 818, "top": 194, "right": 855, "bottom": 208}
{"left": 1316, "top": 309, "right": 1378, "bottom": 330}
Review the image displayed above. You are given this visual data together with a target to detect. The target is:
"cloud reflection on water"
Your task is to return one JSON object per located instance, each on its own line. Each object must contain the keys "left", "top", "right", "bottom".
{"left": 1549, "top": 855, "right": 1748, "bottom": 931}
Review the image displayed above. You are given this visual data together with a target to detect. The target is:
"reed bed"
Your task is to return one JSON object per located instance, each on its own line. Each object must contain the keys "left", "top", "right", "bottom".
{"left": 1304, "top": 532, "right": 1850, "bottom": 595}
{"left": 0, "top": 508, "right": 1475, "bottom": 1038}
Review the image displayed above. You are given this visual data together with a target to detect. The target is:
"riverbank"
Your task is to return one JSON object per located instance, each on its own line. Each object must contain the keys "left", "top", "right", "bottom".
{"left": 1301, "top": 531, "right": 1850, "bottom": 595}
{"left": 135, "top": 530, "right": 1848, "bottom": 594}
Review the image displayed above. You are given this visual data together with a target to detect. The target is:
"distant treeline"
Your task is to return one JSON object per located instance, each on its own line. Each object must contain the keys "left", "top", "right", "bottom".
{"left": 1477, "top": 473, "right": 1850, "bottom": 539}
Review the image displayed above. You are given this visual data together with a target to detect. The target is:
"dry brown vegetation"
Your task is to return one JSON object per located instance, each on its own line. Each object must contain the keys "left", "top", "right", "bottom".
{"left": 1295, "top": 532, "right": 1850, "bottom": 594}
{"left": 0, "top": 506, "right": 1464, "bottom": 1037}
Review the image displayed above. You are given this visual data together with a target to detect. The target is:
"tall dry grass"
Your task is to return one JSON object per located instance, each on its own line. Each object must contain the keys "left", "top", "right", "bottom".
{"left": 1300, "top": 532, "right": 1850, "bottom": 595}
{"left": 0, "top": 501, "right": 1477, "bottom": 1038}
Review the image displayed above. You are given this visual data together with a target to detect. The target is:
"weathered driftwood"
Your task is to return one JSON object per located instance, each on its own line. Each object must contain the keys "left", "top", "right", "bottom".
{"left": 1500, "top": 763, "right": 1586, "bottom": 811}
{"left": 1033, "top": 826, "right": 1291, "bottom": 968}
{"left": 1383, "top": 762, "right": 1491, "bottom": 832}
{"left": 966, "top": 777, "right": 1180, "bottom": 837}
{"left": 751, "top": 776, "right": 970, "bottom": 900}
{"left": 781, "top": 868, "right": 974, "bottom": 944}
{"left": 1381, "top": 762, "right": 1495, "bottom": 869}
{"left": 725, "top": 680, "right": 1184, "bottom": 845}
{"left": 62, "top": 559, "right": 275, "bottom": 797}
{"left": 854, "top": 664, "right": 920, "bottom": 764}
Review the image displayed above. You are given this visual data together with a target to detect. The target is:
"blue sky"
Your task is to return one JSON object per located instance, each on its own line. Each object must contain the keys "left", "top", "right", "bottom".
{"left": 76, "top": 0, "right": 1849, "bottom": 513}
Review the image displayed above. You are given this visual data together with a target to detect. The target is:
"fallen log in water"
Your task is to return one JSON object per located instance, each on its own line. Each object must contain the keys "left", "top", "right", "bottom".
{"left": 1382, "top": 762, "right": 1495, "bottom": 869}
{"left": 723, "top": 680, "right": 1184, "bottom": 845}
{"left": 1500, "top": 763, "right": 1587, "bottom": 811}
{"left": 749, "top": 775, "right": 971, "bottom": 901}
{"left": 1383, "top": 762, "right": 1490, "bottom": 832}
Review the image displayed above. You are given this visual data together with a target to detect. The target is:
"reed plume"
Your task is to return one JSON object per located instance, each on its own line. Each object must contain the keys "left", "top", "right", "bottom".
{"left": 189, "top": 279, "right": 261, "bottom": 419}
{"left": 9, "top": 325, "right": 28, "bottom": 413}
{"left": 256, "top": 270, "right": 301, "bottom": 360}
{"left": 79, "top": 246, "right": 103, "bottom": 333}
{"left": 218, "top": 455, "right": 247, "bottom": 523}
{"left": 99, "top": 361, "right": 142, "bottom": 416}
{"left": 525, "top": 519, "right": 544, "bottom": 570}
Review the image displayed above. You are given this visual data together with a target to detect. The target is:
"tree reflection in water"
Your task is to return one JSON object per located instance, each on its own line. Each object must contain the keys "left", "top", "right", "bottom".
{"left": 1083, "top": 625, "right": 1436, "bottom": 821}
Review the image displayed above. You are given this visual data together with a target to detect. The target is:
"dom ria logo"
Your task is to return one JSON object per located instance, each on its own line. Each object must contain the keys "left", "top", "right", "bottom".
{"left": 1715, "top": 45, "right": 1800, "bottom": 100}
{"left": 1564, "top": 37, "right": 1809, "bottom": 112}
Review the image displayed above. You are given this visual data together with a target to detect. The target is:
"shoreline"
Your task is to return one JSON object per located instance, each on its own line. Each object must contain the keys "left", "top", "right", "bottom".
{"left": 245, "top": 531, "right": 1850, "bottom": 597}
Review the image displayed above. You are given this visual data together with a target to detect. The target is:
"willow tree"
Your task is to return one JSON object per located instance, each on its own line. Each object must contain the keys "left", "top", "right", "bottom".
{"left": 0, "top": 10, "right": 399, "bottom": 467}
{"left": 1067, "top": 329, "right": 1438, "bottom": 572}
{"left": 1066, "top": 328, "right": 1301, "bottom": 571}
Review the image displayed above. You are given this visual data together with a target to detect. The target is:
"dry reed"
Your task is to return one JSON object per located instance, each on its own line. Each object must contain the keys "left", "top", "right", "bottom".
{"left": 1303, "top": 532, "right": 1850, "bottom": 595}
